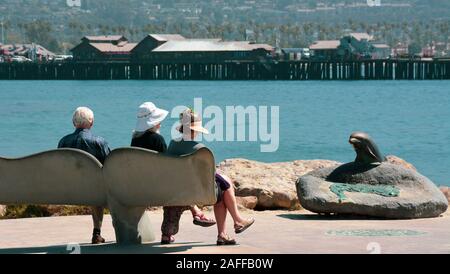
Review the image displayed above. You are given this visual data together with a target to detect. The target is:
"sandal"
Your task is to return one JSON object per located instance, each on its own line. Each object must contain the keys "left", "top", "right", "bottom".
{"left": 234, "top": 218, "right": 255, "bottom": 234}
{"left": 193, "top": 213, "right": 216, "bottom": 227}
{"left": 217, "top": 235, "right": 237, "bottom": 246}
{"left": 161, "top": 235, "right": 175, "bottom": 245}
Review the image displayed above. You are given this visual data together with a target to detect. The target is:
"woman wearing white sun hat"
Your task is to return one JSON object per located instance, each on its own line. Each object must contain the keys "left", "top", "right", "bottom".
{"left": 130, "top": 102, "right": 216, "bottom": 245}
{"left": 131, "top": 102, "right": 169, "bottom": 150}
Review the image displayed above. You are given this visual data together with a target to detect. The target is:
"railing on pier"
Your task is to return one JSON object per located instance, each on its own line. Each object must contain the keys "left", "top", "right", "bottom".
{"left": 0, "top": 60, "right": 449, "bottom": 80}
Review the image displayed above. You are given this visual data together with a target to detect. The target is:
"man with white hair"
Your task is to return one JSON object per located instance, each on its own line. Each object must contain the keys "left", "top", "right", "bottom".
{"left": 58, "top": 106, "right": 111, "bottom": 244}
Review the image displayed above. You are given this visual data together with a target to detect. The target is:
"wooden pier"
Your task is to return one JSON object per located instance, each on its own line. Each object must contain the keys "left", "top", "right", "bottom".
{"left": 0, "top": 60, "right": 449, "bottom": 80}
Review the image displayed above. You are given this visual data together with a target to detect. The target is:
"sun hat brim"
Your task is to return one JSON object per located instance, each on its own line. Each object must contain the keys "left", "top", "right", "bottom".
{"left": 190, "top": 125, "right": 209, "bottom": 134}
{"left": 176, "top": 123, "right": 210, "bottom": 134}
{"left": 135, "top": 108, "right": 169, "bottom": 132}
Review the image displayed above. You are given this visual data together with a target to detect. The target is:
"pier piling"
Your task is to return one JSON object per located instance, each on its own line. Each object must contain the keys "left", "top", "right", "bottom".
{"left": 0, "top": 60, "right": 449, "bottom": 80}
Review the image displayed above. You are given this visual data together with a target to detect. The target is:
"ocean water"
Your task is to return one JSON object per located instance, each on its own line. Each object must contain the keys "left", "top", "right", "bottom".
{"left": 0, "top": 80, "right": 449, "bottom": 186}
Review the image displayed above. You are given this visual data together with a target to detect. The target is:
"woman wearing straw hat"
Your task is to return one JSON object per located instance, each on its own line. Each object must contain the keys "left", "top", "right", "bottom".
{"left": 165, "top": 108, "right": 255, "bottom": 246}
{"left": 130, "top": 102, "right": 217, "bottom": 243}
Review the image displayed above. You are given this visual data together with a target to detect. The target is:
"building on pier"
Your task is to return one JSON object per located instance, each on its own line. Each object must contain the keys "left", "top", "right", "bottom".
{"left": 309, "top": 40, "right": 340, "bottom": 60}
{"left": 131, "top": 34, "right": 274, "bottom": 63}
{"left": 338, "top": 32, "right": 374, "bottom": 59}
{"left": 71, "top": 35, "right": 137, "bottom": 63}
{"left": 146, "top": 40, "right": 274, "bottom": 63}
{"left": 310, "top": 33, "right": 390, "bottom": 60}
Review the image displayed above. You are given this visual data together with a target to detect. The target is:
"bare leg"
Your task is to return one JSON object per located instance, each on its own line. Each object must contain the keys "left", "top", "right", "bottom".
{"left": 213, "top": 201, "right": 227, "bottom": 237}
{"left": 214, "top": 171, "right": 254, "bottom": 238}
{"left": 220, "top": 179, "right": 248, "bottom": 226}
{"left": 92, "top": 206, "right": 104, "bottom": 230}
{"left": 218, "top": 174, "right": 254, "bottom": 231}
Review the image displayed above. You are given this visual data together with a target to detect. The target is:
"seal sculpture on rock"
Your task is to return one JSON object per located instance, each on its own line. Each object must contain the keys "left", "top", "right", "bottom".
{"left": 349, "top": 132, "right": 386, "bottom": 165}
{"left": 296, "top": 132, "right": 448, "bottom": 219}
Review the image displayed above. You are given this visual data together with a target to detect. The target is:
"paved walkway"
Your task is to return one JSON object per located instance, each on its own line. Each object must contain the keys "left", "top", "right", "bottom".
{"left": 0, "top": 210, "right": 449, "bottom": 254}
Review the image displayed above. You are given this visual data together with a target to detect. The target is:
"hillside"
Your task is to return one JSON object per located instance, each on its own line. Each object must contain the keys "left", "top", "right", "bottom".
{"left": 1, "top": 0, "right": 449, "bottom": 25}
{"left": 0, "top": 0, "right": 449, "bottom": 53}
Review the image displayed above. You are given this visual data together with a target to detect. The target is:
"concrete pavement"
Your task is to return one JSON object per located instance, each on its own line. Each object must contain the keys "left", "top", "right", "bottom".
{"left": 0, "top": 210, "right": 449, "bottom": 254}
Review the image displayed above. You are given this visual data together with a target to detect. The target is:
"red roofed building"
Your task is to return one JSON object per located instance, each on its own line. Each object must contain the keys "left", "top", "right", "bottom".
{"left": 71, "top": 35, "right": 137, "bottom": 63}
{"left": 310, "top": 40, "right": 341, "bottom": 60}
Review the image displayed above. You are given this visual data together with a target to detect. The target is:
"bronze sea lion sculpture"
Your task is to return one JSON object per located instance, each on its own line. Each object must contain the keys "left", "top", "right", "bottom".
{"left": 296, "top": 132, "right": 448, "bottom": 219}
{"left": 349, "top": 132, "right": 386, "bottom": 165}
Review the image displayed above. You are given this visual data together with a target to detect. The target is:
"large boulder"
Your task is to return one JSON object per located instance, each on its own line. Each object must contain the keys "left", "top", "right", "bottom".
{"left": 297, "top": 162, "right": 448, "bottom": 219}
{"left": 218, "top": 158, "right": 341, "bottom": 210}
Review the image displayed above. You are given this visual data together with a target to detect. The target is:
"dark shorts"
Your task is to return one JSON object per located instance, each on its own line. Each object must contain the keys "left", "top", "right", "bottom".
{"left": 215, "top": 173, "right": 231, "bottom": 202}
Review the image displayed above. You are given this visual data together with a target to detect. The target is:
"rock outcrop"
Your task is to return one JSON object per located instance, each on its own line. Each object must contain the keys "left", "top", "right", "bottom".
{"left": 218, "top": 158, "right": 340, "bottom": 210}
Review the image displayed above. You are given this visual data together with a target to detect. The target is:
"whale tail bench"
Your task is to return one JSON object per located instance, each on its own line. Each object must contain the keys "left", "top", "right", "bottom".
{"left": 0, "top": 147, "right": 218, "bottom": 244}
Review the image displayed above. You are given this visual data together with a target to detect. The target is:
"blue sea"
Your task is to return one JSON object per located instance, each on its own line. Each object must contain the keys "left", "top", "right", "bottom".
{"left": 0, "top": 80, "right": 449, "bottom": 186}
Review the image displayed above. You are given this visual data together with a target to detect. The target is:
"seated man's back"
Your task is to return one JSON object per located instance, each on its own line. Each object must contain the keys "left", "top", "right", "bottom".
{"left": 58, "top": 128, "right": 110, "bottom": 164}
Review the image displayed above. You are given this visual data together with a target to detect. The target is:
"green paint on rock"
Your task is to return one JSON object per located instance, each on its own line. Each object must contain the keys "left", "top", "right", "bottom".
{"left": 326, "top": 229, "right": 426, "bottom": 237}
{"left": 330, "top": 183, "right": 400, "bottom": 202}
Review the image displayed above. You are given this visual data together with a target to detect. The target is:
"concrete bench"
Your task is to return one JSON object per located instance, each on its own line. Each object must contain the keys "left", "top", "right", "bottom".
{"left": 0, "top": 147, "right": 217, "bottom": 244}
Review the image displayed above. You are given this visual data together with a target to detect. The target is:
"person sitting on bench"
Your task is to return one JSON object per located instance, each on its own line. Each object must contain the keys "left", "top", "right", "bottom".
{"left": 58, "top": 106, "right": 111, "bottom": 245}
{"left": 165, "top": 108, "right": 255, "bottom": 246}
